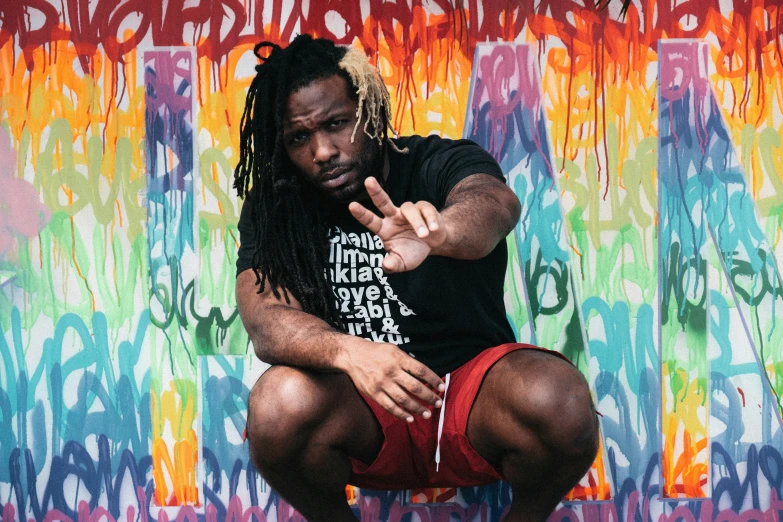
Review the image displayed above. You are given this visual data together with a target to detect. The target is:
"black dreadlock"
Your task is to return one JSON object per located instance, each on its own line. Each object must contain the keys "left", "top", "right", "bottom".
{"left": 233, "top": 35, "right": 394, "bottom": 329}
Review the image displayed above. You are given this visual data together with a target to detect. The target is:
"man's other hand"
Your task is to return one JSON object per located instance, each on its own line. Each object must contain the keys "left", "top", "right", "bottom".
{"left": 348, "top": 177, "right": 447, "bottom": 273}
{"left": 336, "top": 338, "right": 445, "bottom": 422}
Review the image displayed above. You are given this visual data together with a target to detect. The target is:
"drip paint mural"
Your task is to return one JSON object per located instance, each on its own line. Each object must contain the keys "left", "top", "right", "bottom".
{"left": 2, "top": 0, "right": 783, "bottom": 520}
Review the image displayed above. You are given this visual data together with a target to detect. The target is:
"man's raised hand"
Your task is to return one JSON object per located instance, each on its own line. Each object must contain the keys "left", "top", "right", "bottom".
{"left": 348, "top": 177, "right": 447, "bottom": 273}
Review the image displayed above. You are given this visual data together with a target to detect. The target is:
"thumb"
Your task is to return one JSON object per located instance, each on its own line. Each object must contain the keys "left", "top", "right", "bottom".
{"left": 383, "top": 253, "right": 404, "bottom": 273}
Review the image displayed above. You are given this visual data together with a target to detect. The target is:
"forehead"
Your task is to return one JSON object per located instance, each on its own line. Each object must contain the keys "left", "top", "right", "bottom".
{"left": 284, "top": 75, "right": 356, "bottom": 128}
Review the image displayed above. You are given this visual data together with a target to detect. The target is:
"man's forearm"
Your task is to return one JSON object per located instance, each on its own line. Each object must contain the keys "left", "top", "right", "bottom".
{"left": 235, "top": 268, "right": 360, "bottom": 371}
{"left": 431, "top": 174, "right": 521, "bottom": 259}
{"left": 246, "top": 303, "right": 360, "bottom": 371}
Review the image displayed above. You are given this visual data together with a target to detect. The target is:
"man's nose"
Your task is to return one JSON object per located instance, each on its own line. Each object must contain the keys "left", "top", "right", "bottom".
{"left": 312, "top": 133, "right": 338, "bottom": 164}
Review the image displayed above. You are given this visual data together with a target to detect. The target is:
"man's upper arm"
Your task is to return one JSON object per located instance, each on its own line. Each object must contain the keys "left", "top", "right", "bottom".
{"left": 235, "top": 191, "right": 305, "bottom": 346}
{"left": 419, "top": 138, "right": 507, "bottom": 208}
{"left": 235, "top": 269, "right": 303, "bottom": 336}
{"left": 236, "top": 198, "right": 258, "bottom": 277}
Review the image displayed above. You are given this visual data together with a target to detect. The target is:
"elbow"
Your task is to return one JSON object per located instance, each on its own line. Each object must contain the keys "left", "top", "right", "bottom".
{"left": 505, "top": 191, "right": 522, "bottom": 231}
{"left": 485, "top": 192, "right": 521, "bottom": 258}
{"left": 251, "top": 337, "right": 280, "bottom": 365}
{"left": 476, "top": 195, "right": 520, "bottom": 260}
{"left": 253, "top": 341, "right": 280, "bottom": 365}
{"left": 490, "top": 190, "right": 521, "bottom": 252}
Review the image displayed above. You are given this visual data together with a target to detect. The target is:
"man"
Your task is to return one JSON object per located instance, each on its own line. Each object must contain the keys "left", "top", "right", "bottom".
{"left": 234, "top": 35, "right": 599, "bottom": 522}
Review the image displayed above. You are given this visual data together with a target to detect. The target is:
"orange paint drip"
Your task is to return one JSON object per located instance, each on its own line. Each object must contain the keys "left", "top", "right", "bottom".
{"left": 115, "top": 199, "right": 123, "bottom": 228}
{"left": 661, "top": 417, "right": 709, "bottom": 498}
{"left": 151, "top": 381, "right": 200, "bottom": 506}
{"left": 565, "top": 437, "right": 611, "bottom": 501}
{"left": 212, "top": 163, "right": 223, "bottom": 214}
{"left": 151, "top": 436, "right": 200, "bottom": 506}
{"left": 410, "top": 487, "right": 458, "bottom": 504}
{"left": 69, "top": 216, "right": 96, "bottom": 312}
{"left": 345, "top": 485, "right": 357, "bottom": 505}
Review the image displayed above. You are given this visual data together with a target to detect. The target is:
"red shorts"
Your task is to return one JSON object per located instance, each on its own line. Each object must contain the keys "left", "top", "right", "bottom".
{"left": 348, "top": 343, "right": 569, "bottom": 490}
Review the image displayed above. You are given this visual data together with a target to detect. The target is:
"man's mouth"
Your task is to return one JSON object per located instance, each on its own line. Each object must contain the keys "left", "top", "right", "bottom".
{"left": 321, "top": 167, "right": 353, "bottom": 188}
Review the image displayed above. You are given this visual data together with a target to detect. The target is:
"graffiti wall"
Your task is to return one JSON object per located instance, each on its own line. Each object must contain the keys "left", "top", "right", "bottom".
{"left": 2, "top": 0, "right": 783, "bottom": 520}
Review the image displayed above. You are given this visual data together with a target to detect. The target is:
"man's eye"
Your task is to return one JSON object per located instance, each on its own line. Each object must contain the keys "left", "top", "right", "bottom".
{"left": 290, "top": 133, "right": 308, "bottom": 145}
{"left": 329, "top": 119, "right": 349, "bottom": 129}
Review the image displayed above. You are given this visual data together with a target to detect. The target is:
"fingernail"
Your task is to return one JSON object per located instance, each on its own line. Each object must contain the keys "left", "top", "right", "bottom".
{"left": 422, "top": 410, "right": 431, "bottom": 419}
{"left": 417, "top": 226, "right": 427, "bottom": 237}
{"left": 406, "top": 416, "right": 414, "bottom": 423}
{"left": 429, "top": 222, "right": 438, "bottom": 230}
{"left": 438, "top": 383, "right": 446, "bottom": 392}
{"left": 435, "top": 400, "right": 443, "bottom": 408}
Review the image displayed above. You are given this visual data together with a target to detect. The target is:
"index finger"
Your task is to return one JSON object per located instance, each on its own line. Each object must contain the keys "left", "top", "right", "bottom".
{"left": 365, "top": 177, "right": 398, "bottom": 218}
{"left": 404, "top": 358, "right": 445, "bottom": 392}
{"left": 348, "top": 201, "right": 383, "bottom": 235}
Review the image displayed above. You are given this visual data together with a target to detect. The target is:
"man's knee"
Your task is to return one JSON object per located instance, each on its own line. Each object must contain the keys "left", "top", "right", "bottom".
{"left": 499, "top": 351, "right": 599, "bottom": 462}
{"left": 246, "top": 366, "right": 336, "bottom": 467}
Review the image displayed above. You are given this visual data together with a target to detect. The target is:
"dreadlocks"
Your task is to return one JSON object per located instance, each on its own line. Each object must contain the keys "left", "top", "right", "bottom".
{"left": 233, "top": 35, "right": 400, "bottom": 328}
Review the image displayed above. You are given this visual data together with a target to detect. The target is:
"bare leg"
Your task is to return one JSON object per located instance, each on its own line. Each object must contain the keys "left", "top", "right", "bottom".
{"left": 467, "top": 350, "right": 600, "bottom": 522}
{"left": 246, "top": 366, "right": 384, "bottom": 522}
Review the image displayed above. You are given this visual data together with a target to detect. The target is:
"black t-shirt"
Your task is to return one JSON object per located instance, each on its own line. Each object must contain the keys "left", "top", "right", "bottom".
{"left": 236, "top": 135, "right": 516, "bottom": 375}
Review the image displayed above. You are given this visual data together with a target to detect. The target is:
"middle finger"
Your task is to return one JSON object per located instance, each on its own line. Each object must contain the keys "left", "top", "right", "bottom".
{"left": 400, "top": 202, "right": 428, "bottom": 238}
{"left": 398, "top": 372, "right": 443, "bottom": 408}
{"left": 365, "top": 177, "right": 398, "bottom": 218}
{"left": 388, "top": 384, "right": 433, "bottom": 419}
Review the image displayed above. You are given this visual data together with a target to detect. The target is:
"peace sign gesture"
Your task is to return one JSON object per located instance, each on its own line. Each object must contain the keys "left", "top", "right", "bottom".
{"left": 348, "top": 177, "right": 447, "bottom": 273}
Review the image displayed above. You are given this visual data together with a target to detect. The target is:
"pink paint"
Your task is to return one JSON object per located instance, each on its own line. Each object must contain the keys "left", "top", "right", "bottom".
{"left": 16, "top": 489, "right": 783, "bottom": 522}
{"left": 201, "top": 499, "right": 267, "bottom": 522}
{"left": 549, "top": 505, "right": 579, "bottom": 521}
{"left": 2, "top": 503, "right": 14, "bottom": 522}
{"left": 472, "top": 44, "right": 544, "bottom": 161}
{"left": 433, "top": 504, "right": 466, "bottom": 522}
{"left": 274, "top": 498, "right": 307, "bottom": 522}
{"left": 659, "top": 41, "right": 710, "bottom": 102}
{"left": 473, "top": 45, "right": 519, "bottom": 157}
{"left": 239, "top": 505, "right": 267, "bottom": 522}
{"left": 387, "top": 502, "right": 430, "bottom": 522}
{"left": 222, "top": 494, "right": 267, "bottom": 522}
{"left": 143, "top": 51, "right": 193, "bottom": 117}
{"left": 137, "top": 486, "right": 149, "bottom": 522}
{"left": 624, "top": 491, "right": 640, "bottom": 522}
{"left": 84, "top": 503, "right": 115, "bottom": 522}
{"left": 659, "top": 41, "right": 712, "bottom": 156}
{"left": 0, "top": 128, "right": 51, "bottom": 258}
{"left": 358, "top": 494, "right": 381, "bottom": 522}
{"left": 174, "top": 506, "right": 198, "bottom": 522}
{"left": 547, "top": 494, "right": 637, "bottom": 522}
{"left": 42, "top": 510, "right": 74, "bottom": 522}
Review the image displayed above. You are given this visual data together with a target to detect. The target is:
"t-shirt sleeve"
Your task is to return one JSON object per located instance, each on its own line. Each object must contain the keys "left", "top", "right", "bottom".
{"left": 419, "top": 138, "right": 506, "bottom": 208}
{"left": 235, "top": 194, "right": 257, "bottom": 277}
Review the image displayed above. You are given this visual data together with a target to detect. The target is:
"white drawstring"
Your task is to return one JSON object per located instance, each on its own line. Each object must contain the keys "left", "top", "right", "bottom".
{"left": 434, "top": 373, "right": 451, "bottom": 472}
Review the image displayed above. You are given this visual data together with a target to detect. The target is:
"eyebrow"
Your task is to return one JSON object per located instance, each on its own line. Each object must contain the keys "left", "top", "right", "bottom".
{"left": 283, "top": 109, "right": 353, "bottom": 133}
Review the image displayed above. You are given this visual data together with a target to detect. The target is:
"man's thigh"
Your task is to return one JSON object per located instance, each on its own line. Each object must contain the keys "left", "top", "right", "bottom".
{"left": 248, "top": 366, "right": 384, "bottom": 466}
{"left": 465, "top": 347, "right": 583, "bottom": 471}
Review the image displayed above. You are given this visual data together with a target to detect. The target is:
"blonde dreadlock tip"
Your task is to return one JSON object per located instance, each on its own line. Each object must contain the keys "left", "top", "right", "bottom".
{"left": 339, "top": 45, "right": 401, "bottom": 148}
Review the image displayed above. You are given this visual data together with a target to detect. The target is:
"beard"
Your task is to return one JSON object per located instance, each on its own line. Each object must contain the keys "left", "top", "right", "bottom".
{"left": 316, "top": 137, "right": 385, "bottom": 204}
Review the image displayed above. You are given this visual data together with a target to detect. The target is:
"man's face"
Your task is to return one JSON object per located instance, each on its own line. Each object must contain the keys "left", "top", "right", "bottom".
{"left": 282, "top": 74, "right": 381, "bottom": 203}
